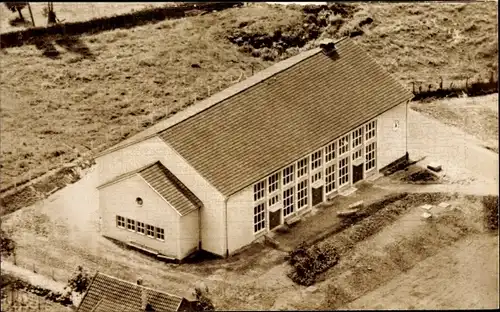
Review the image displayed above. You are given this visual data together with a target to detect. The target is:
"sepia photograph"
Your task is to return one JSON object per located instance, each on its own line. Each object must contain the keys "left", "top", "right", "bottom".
{"left": 0, "top": 1, "right": 498, "bottom": 311}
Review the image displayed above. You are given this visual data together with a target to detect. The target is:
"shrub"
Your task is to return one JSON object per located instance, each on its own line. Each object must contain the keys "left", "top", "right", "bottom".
{"left": 192, "top": 287, "right": 215, "bottom": 311}
{"left": 483, "top": 195, "right": 498, "bottom": 231}
{"left": 0, "top": 228, "right": 16, "bottom": 257}
{"left": 66, "top": 265, "right": 91, "bottom": 294}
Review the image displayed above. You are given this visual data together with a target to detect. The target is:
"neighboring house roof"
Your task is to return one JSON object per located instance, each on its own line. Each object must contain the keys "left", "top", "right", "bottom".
{"left": 97, "top": 161, "right": 202, "bottom": 216}
{"left": 96, "top": 38, "right": 413, "bottom": 197}
{"left": 158, "top": 38, "right": 414, "bottom": 196}
{"left": 77, "top": 272, "right": 185, "bottom": 312}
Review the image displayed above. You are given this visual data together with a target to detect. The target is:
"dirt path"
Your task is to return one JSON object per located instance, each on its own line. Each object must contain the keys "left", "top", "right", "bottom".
{"left": 1, "top": 261, "right": 66, "bottom": 293}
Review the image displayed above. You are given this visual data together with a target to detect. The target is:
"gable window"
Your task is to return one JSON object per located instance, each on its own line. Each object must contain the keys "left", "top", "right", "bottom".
{"left": 283, "top": 187, "right": 295, "bottom": 217}
{"left": 156, "top": 228, "right": 165, "bottom": 241}
{"left": 116, "top": 216, "right": 125, "bottom": 228}
{"left": 137, "top": 222, "right": 145, "bottom": 235}
{"left": 146, "top": 224, "right": 155, "bottom": 238}
{"left": 325, "top": 141, "right": 336, "bottom": 163}
{"left": 297, "top": 180, "right": 308, "bottom": 209}
{"left": 352, "top": 127, "right": 363, "bottom": 149}
{"left": 253, "top": 180, "right": 265, "bottom": 201}
{"left": 254, "top": 202, "right": 266, "bottom": 233}
{"left": 325, "top": 164, "right": 336, "bottom": 193}
{"left": 339, "top": 134, "right": 349, "bottom": 156}
{"left": 365, "top": 120, "right": 376, "bottom": 141}
{"left": 283, "top": 164, "right": 294, "bottom": 186}
{"left": 339, "top": 156, "right": 349, "bottom": 187}
{"left": 297, "top": 157, "right": 309, "bottom": 179}
{"left": 311, "top": 150, "right": 322, "bottom": 171}
{"left": 127, "top": 218, "right": 136, "bottom": 232}
{"left": 268, "top": 172, "right": 280, "bottom": 194}
{"left": 365, "top": 141, "right": 377, "bottom": 171}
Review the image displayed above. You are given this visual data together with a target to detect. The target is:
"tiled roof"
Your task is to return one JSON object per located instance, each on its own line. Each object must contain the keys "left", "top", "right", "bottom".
{"left": 138, "top": 162, "right": 202, "bottom": 216}
{"left": 158, "top": 38, "right": 414, "bottom": 196}
{"left": 77, "top": 273, "right": 185, "bottom": 312}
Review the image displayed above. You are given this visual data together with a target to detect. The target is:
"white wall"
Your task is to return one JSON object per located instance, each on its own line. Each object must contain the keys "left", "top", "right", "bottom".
{"left": 226, "top": 185, "right": 255, "bottom": 254}
{"left": 99, "top": 174, "right": 180, "bottom": 258}
{"left": 96, "top": 136, "right": 227, "bottom": 256}
{"left": 377, "top": 101, "right": 408, "bottom": 170}
{"left": 178, "top": 210, "right": 200, "bottom": 259}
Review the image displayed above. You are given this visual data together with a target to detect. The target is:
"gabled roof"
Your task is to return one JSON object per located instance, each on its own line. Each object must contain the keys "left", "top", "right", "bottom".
{"left": 97, "top": 161, "right": 202, "bottom": 216}
{"left": 77, "top": 272, "right": 185, "bottom": 312}
{"left": 96, "top": 38, "right": 413, "bottom": 197}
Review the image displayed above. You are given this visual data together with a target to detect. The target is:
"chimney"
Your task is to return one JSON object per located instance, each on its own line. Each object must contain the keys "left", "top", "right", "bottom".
{"left": 137, "top": 278, "right": 149, "bottom": 311}
{"left": 319, "top": 39, "right": 337, "bottom": 56}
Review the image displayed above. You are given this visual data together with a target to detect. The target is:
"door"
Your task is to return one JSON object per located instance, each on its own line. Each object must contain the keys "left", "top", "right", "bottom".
{"left": 269, "top": 209, "right": 281, "bottom": 230}
{"left": 353, "top": 163, "right": 363, "bottom": 184}
{"left": 312, "top": 186, "right": 323, "bottom": 206}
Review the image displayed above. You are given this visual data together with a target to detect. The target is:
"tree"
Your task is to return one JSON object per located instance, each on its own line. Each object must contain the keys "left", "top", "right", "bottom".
{"left": 192, "top": 285, "right": 215, "bottom": 312}
{"left": 47, "top": 2, "right": 57, "bottom": 25}
{"left": 66, "top": 266, "right": 91, "bottom": 294}
{"left": 4, "top": 2, "right": 28, "bottom": 20}
{"left": 0, "top": 228, "right": 16, "bottom": 257}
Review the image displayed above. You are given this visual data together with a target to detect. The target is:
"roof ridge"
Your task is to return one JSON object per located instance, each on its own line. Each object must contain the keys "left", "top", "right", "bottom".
{"left": 96, "top": 160, "right": 161, "bottom": 189}
{"left": 95, "top": 272, "right": 185, "bottom": 301}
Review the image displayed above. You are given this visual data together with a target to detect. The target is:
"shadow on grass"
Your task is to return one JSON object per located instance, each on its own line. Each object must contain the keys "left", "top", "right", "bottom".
{"left": 33, "top": 35, "right": 95, "bottom": 60}
{"left": 8, "top": 17, "right": 33, "bottom": 28}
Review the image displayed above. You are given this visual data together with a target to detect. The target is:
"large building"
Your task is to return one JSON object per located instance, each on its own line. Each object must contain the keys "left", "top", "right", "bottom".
{"left": 95, "top": 38, "right": 414, "bottom": 260}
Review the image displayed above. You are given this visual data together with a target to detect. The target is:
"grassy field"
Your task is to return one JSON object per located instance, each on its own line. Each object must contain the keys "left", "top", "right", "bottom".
{"left": 0, "top": 2, "right": 497, "bottom": 189}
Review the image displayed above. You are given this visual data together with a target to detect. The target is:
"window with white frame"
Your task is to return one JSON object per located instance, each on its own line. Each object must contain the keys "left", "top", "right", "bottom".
{"left": 283, "top": 164, "right": 294, "bottom": 186}
{"left": 254, "top": 202, "right": 266, "bottom": 233}
{"left": 283, "top": 187, "right": 295, "bottom": 217}
{"left": 297, "top": 157, "right": 309, "bottom": 178}
{"left": 352, "top": 148, "right": 362, "bottom": 161}
{"left": 269, "top": 193, "right": 280, "bottom": 207}
{"left": 146, "top": 224, "right": 155, "bottom": 238}
{"left": 137, "top": 221, "right": 145, "bottom": 234}
{"left": 297, "top": 180, "right": 308, "bottom": 209}
{"left": 156, "top": 227, "right": 165, "bottom": 240}
{"left": 268, "top": 172, "right": 280, "bottom": 194}
{"left": 312, "top": 171, "right": 322, "bottom": 183}
{"left": 365, "top": 120, "right": 376, "bottom": 141}
{"left": 339, "top": 134, "right": 349, "bottom": 156}
{"left": 352, "top": 127, "right": 363, "bottom": 149}
{"left": 254, "top": 180, "right": 265, "bottom": 201}
{"left": 325, "top": 141, "right": 336, "bottom": 163}
{"left": 311, "top": 150, "right": 322, "bottom": 170}
{"left": 365, "top": 141, "right": 377, "bottom": 171}
{"left": 116, "top": 216, "right": 125, "bottom": 228}
{"left": 325, "top": 164, "right": 336, "bottom": 193}
{"left": 127, "top": 218, "right": 136, "bottom": 231}
{"left": 339, "top": 157, "right": 349, "bottom": 187}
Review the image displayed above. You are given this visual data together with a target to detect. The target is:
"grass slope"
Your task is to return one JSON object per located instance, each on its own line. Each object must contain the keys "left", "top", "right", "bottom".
{"left": 0, "top": 2, "right": 497, "bottom": 189}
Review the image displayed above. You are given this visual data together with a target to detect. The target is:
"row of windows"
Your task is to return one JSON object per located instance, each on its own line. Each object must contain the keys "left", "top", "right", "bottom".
{"left": 116, "top": 216, "right": 165, "bottom": 240}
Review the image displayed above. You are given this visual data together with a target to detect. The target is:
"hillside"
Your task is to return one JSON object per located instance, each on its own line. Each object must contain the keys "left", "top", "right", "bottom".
{"left": 0, "top": 2, "right": 497, "bottom": 189}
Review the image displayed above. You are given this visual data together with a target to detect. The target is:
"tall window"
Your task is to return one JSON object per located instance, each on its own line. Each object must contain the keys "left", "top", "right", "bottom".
{"left": 365, "top": 120, "right": 376, "bottom": 141}
{"left": 127, "top": 218, "right": 136, "bottom": 231}
{"left": 325, "top": 164, "right": 336, "bottom": 193}
{"left": 156, "top": 228, "right": 165, "bottom": 241}
{"left": 297, "top": 157, "right": 309, "bottom": 178}
{"left": 352, "top": 127, "right": 363, "bottom": 149}
{"left": 137, "top": 222, "right": 145, "bottom": 234}
{"left": 283, "top": 187, "right": 295, "bottom": 217}
{"left": 283, "top": 164, "right": 294, "bottom": 186}
{"left": 311, "top": 150, "right": 322, "bottom": 171}
{"left": 116, "top": 216, "right": 125, "bottom": 228}
{"left": 365, "top": 141, "right": 377, "bottom": 171}
{"left": 268, "top": 172, "right": 280, "bottom": 194}
{"left": 339, "top": 157, "right": 349, "bottom": 187}
{"left": 253, "top": 180, "right": 265, "bottom": 201}
{"left": 297, "top": 180, "right": 308, "bottom": 209}
{"left": 254, "top": 202, "right": 266, "bottom": 233}
{"left": 339, "top": 134, "right": 349, "bottom": 156}
{"left": 325, "top": 141, "right": 336, "bottom": 163}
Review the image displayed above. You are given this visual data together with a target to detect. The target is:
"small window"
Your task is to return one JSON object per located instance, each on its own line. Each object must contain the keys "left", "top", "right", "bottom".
{"left": 137, "top": 222, "right": 145, "bottom": 234}
{"left": 352, "top": 148, "right": 362, "bottom": 161}
{"left": 156, "top": 228, "right": 165, "bottom": 241}
{"left": 127, "top": 219, "right": 136, "bottom": 231}
{"left": 146, "top": 224, "right": 155, "bottom": 238}
{"left": 312, "top": 171, "right": 322, "bottom": 184}
{"left": 269, "top": 193, "right": 280, "bottom": 207}
{"left": 116, "top": 216, "right": 125, "bottom": 228}
{"left": 136, "top": 197, "right": 143, "bottom": 206}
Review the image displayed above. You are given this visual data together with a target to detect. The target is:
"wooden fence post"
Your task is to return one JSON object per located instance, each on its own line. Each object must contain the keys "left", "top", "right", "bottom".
{"left": 412, "top": 81, "right": 415, "bottom": 94}
{"left": 439, "top": 77, "right": 443, "bottom": 90}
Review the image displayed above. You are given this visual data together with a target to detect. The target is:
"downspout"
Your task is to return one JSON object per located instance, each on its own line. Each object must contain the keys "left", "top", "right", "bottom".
{"left": 224, "top": 197, "right": 229, "bottom": 258}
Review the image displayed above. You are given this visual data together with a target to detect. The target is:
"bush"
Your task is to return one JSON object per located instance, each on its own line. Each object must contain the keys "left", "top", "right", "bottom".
{"left": 483, "top": 195, "right": 498, "bottom": 231}
{"left": 66, "top": 265, "right": 91, "bottom": 294}
{"left": 0, "top": 228, "right": 16, "bottom": 257}
{"left": 192, "top": 288, "right": 215, "bottom": 311}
